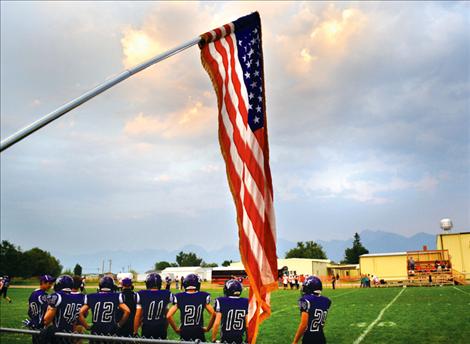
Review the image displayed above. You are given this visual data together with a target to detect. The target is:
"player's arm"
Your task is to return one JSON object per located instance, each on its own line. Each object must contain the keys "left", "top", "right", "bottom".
{"left": 117, "top": 303, "right": 131, "bottom": 328}
{"left": 203, "top": 303, "right": 216, "bottom": 332}
{"left": 133, "top": 306, "right": 142, "bottom": 335}
{"left": 292, "top": 312, "right": 309, "bottom": 344}
{"left": 78, "top": 304, "right": 91, "bottom": 330}
{"left": 43, "top": 306, "right": 57, "bottom": 327}
{"left": 166, "top": 304, "right": 180, "bottom": 334}
{"left": 211, "top": 312, "right": 222, "bottom": 342}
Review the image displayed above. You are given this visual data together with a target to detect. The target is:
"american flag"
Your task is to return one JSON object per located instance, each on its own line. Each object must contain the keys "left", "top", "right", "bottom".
{"left": 199, "top": 12, "right": 278, "bottom": 343}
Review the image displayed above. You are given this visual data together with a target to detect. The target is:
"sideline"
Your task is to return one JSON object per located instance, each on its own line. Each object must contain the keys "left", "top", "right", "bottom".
{"left": 352, "top": 287, "right": 406, "bottom": 344}
{"left": 453, "top": 286, "right": 470, "bottom": 296}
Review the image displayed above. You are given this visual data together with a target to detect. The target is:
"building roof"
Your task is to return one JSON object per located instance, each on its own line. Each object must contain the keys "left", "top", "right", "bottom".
{"left": 162, "top": 266, "right": 209, "bottom": 273}
{"left": 436, "top": 231, "right": 470, "bottom": 236}
{"left": 212, "top": 266, "right": 246, "bottom": 271}
{"left": 360, "top": 252, "right": 407, "bottom": 257}
{"left": 328, "top": 264, "right": 360, "bottom": 269}
{"left": 278, "top": 258, "right": 331, "bottom": 263}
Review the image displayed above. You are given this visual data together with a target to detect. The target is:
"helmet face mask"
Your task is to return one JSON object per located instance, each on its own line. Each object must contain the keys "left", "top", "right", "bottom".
{"left": 99, "top": 276, "right": 116, "bottom": 292}
{"left": 302, "top": 276, "right": 322, "bottom": 295}
{"left": 54, "top": 275, "right": 74, "bottom": 292}
{"left": 224, "top": 279, "right": 243, "bottom": 297}
{"left": 145, "top": 273, "right": 162, "bottom": 290}
{"left": 183, "top": 274, "right": 201, "bottom": 291}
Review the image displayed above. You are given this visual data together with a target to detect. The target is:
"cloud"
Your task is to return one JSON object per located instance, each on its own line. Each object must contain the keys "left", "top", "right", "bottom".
{"left": 121, "top": 28, "right": 161, "bottom": 69}
{"left": 123, "top": 99, "right": 216, "bottom": 139}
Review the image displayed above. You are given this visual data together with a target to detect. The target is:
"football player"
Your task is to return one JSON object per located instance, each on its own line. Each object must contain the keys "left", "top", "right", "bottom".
{"left": 26, "top": 275, "right": 55, "bottom": 329}
{"left": 78, "top": 276, "right": 130, "bottom": 338}
{"left": 116, "top": 278, "right": 138, "bottom": 338}
{"left": 71, "top": 275, "right": 87, "bottom": 337}
{"left": 0, "top": 275, "right": 12, "bottom": 303}
{"left": 212, "top": 279, "right": 248, "bottom": 344}
{"left": 167, "top": 274, "right": 215, "bottom": 342}
{"left": 25, "top": 275, "right": 55, "bottom": 344}
{"left": 43, "top": 274, "right": 85, "bottom": 341}
{"left": 292, "top": 276, "right": 331, "bottom": 344}
{"left": 133, "top": 273, "right": 173, "bottom": 339}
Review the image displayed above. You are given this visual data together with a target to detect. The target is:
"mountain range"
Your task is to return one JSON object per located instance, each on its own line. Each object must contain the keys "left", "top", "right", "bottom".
{"left": 56, "top": 230, "right": 436, "bottom": 273}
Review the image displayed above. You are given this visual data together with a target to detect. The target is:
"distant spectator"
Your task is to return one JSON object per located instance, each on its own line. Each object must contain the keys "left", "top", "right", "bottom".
{"left": 434, "top": 260, "right": 439, "bottom": 271}
{"left": 282, "top": 275, "right": 288, "bottom": 290}
{"left": 289, "top": 275, "right": 294, "bottom": 290}
{"left": 299, "top": 274, "right": 305, "bottom": 288}
{"left": 408, "top": 257, "right": 415, "bottom": 271}
{"left": 294, "top": 275, "right": 299, "bottom": 289}
{"left": 336, "top": 273, "right": 340, "bottom": 281}
{"left": 175, "top": 275, "right": 179, "bottom": 290}
{"left": 80, "top": 276, "right": 86, "bottom": 293}
{"left": 331, "top": 274, "right": 336, "bottom": 290}
{"left": 165, "top": 276, "right": 172, "bottom": 290}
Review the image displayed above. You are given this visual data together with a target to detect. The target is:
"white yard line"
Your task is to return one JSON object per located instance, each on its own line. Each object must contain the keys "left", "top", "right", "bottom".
{"left": 330, "top": 289, "right": 358, "bottom": 298}
{"left": 453, "top": 286, "right": 470, "bottom": 296}
{"left": 352, "top": 288, "right": 406, "bottom": 344}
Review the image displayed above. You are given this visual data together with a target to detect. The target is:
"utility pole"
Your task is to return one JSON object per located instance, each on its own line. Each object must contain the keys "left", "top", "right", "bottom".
{"left": 108, "top": 259, "right": 112, "bottom": 273}
{"left": 101, "top": 260, "right": 105, "bottom": 275}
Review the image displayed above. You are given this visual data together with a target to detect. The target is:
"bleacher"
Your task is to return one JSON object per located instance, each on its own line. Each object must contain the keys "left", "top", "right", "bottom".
{"left": 406, "top": 249, "right": 455, "bottom": 286}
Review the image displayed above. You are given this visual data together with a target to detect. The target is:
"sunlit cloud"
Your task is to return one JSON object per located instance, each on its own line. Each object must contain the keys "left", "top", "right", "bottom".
{"left": 123, "top": 99, "right": 215, "bottom": 139}
{"left": 121, "top": 28, "right": 161, "bottom": 68}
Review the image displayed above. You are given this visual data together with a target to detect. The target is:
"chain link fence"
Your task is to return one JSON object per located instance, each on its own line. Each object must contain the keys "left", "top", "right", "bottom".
{"left": 0, "top": 327, "right": 215, "bottom": 344}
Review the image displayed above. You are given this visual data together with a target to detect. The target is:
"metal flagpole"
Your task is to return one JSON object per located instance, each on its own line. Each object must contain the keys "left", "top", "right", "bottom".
{"left": 0, "top": 36, "right": 201, "bottom": 152}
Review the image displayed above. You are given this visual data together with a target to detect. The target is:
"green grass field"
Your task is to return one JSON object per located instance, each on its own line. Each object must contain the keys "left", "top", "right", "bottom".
{"left": 1, "top": 286, "right": 470, "bottom": 343}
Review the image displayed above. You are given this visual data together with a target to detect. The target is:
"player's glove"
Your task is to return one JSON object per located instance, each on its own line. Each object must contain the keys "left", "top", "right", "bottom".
{"left": 22, "top": 319, "right": 35, "bottom": 329}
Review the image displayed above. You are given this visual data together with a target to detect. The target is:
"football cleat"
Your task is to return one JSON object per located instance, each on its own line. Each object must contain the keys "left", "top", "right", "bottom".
{"left": 54, "top": 275, "right": 74, "bottom": 292}
{"left": 223, "top": 279, "right": 243, "bottom": 297}
{"left": 145, "top": 273, "right": 162, "bottom": 290}
{"left": 302, "top": 276, "right": 323, "bottom": 295}
{"left": 183, "top": 274, "right": 201, "bottom": 291}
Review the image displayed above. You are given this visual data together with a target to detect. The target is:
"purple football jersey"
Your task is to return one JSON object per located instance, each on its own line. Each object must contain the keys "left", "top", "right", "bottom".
{"left": 215, "top": 296, "right": 248, "bottom": 344}
{"left": 137, "top": 289, "right": 173, "bottom": 325}
{"left": 298, "top": 294, "right": 331, "bottom": 344}
{"left": 84, "top": 292, "right": 123, "bottom": 335}
{"left": 48, "top": 291, "right": 85, "bottom": 332}
{"left": 174, "top": 291, "right": 211, "bottom": 341}
{"left": 28, "top": 289, "right": 49, "bottom": 329}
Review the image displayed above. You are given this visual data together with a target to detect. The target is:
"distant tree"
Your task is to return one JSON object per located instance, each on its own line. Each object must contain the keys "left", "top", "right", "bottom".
{"left": 221, "top": 260, "right": 233, "bottom": 267}
{"left": 201, "top": 262, "right": 218, "bottom": 268}
{"left": 1, "top": 241, "right": 62, "bottom": 278}
{"left": 176, "top": 251, "right": 203, "bottom": 267}
{"left": 155, "top": 261, "right": 173, "bottom": 271}
{"left": 62, "top": 269, "right": 74, "bottom": 276}
{"left": 129, "top": 269, "right": 139, "bottom": 279}
{"left": 0, "top": 241, "right": 24, "bottom": 277}
{"left": 342, "top": 233, "right": 369, "bottom": 264}
{"left": 285, "top": 241, "right": 327, "bottom": 259}
{"left": 23, "top": 248, "right": 62, "bottom": 277}
{"left": 73, "top": 264, "right": 82, "bottom": 276}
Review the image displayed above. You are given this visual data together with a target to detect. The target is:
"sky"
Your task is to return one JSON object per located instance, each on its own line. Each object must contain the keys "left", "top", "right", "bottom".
{"left": 1, "top": 1, "right": 469, "bottom": 258}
